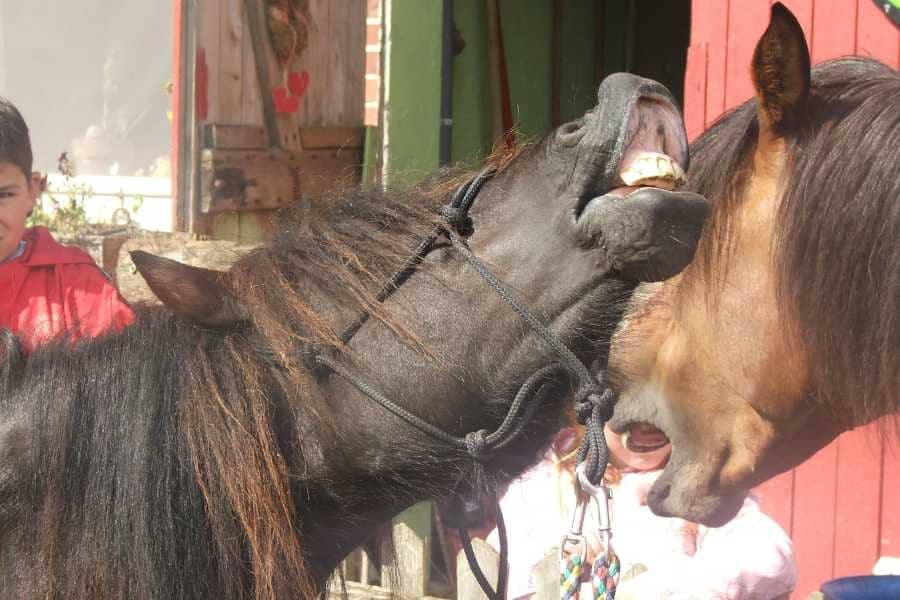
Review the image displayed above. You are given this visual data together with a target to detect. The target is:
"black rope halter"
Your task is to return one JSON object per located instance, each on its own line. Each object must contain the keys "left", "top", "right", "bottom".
{"left": 300, "top": 167, "right": 616, "bottom": 600}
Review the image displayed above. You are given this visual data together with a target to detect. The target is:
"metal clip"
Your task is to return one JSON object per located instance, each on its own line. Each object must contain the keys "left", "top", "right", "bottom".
{"left": 576, "top": 463, "right": 613, "bottom": 543}
{"left": 559, "top": 493, "right": 589, "bottom": 563}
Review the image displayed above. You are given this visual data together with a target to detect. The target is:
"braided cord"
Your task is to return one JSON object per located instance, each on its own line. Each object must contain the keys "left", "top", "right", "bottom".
{"left": 591, "top": 551, "right": 620, "bottom": 600}
{"left": 561, "top": 554, "right": 584, "bottom": 600}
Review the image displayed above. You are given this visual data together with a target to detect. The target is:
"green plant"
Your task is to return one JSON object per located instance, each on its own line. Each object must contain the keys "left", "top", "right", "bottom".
{"left": 27, "top": 178, "right": 93, "bottom": 239}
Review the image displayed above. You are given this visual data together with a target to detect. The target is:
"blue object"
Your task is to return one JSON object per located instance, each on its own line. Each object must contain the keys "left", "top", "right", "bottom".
{"left": 821, "top": 575, "right": 900, "bottom": 599}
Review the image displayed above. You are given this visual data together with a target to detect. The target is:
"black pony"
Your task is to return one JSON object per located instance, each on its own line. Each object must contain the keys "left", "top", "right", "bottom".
{"left": 0, "top": 74, "right": 707, "bottom": 599}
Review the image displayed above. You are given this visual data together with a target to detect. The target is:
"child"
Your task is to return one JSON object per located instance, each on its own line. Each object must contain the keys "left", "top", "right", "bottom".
{"left": 489, "top": 424, "right": 797, "bottom": 599}
{"left": 0, "top": 97, "right": 133, "bottom": 352}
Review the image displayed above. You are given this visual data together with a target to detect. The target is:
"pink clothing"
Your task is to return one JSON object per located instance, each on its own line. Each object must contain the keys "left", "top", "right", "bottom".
{"left": 488, "top": 459, "right": 796, "bottom": 599}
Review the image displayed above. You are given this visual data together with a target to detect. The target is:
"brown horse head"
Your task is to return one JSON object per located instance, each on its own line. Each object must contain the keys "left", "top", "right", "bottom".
{"left": 609, "top": 3, "right": 900, "bottom": 526}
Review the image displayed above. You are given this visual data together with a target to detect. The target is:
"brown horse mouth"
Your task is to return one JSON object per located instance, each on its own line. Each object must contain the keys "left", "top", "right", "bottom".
{"left": 622, "top": 422, "right": 670, "bottom": 453}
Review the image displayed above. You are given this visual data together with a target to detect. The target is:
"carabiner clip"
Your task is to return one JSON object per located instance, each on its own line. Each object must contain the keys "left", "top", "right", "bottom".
{"left": 575, "top": 463, "right": 613, "bottom": 542}
{"left": 559, "top": 493, "right": 589, "bottom": 563}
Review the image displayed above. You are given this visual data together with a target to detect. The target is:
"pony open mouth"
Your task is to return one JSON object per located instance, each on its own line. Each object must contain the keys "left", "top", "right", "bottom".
{"left": 609, "top": 94, "right": 689, "bottom": 196}
{"left": 576, "top": 148, "right": 689, "bottom": 218}
{"left": 622, "top": 422, "right": 670, "bottom": 453}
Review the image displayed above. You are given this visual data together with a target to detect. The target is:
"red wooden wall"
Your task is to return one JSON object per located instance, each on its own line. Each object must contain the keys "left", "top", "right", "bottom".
{"left": 684, "top": 1, "right": 899, "bottom": 598}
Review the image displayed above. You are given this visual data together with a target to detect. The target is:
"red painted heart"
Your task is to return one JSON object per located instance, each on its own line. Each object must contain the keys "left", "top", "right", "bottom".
{"left": 287, "top": 71, "right": 310, "bottom": 97}
{"left": 273, "top": 86, "right": 300, "bottom": 113}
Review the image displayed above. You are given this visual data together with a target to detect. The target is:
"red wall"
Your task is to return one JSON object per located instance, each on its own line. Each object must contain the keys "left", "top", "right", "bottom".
{"left": 684, "top": 1, "right": 899, "bottom": 598}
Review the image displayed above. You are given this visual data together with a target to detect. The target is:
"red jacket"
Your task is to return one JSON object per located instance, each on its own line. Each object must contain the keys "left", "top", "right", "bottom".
{"left": 0, "top": 227, "right": 134, "bottom": 352}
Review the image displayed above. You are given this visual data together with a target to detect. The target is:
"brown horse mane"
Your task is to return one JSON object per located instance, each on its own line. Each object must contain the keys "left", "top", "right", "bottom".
{"left": 682, "top": 57, "right": 899, "bottom": 424}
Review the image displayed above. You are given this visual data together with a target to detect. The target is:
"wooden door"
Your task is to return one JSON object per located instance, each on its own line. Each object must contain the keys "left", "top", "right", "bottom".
{"left": 175, "top": 0, "right": 366, "bottom": 237}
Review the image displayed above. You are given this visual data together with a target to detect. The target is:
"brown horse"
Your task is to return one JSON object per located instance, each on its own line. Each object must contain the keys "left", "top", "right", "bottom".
{"left": 0, "top": 74, "right": 707, "bottom": 598}
{"left": 609, "top": 3, "right": 899, "bottom": 527}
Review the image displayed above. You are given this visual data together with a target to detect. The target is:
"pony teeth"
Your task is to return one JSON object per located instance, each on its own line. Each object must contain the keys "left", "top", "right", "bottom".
{"left": 620, "top": 152, "right": 687, "bottom": 189}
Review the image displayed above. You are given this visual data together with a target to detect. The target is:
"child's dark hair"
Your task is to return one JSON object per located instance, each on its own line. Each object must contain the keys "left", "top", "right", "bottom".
{"left": 0, "top": 97, "right": 33, "bottom": 178}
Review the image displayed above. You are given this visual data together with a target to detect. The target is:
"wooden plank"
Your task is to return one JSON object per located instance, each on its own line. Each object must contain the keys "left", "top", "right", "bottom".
{"left": 200, "top": 147, "right": 360, "bottom": 212}
{"left": 243, "top": 0, "right": 291, "bottom": 147}
{"left": 833, "top": 425, "right": 883, "bottom": 577}
{"left": 240, "top": 0, "right": 263, "bottom": 126}
{"left": 294, "top": 0, "right": 327, "bottom": 128}
{"left": 683, "top": 43, "right": 708, "bottom": 142}
{"left": 342, "top": 548, "right": 363, "bottom": 583}
{"left": 327, "top": 0, "right": 346, "bottom": 126}
{"left": 172, "top": 0, "right": 187, "bottom": 231}
{"left": 198, "top": 0, "right": 222, "bottom": 124}
{"left": 299, "top": 126, "right": 364, "bottom": 149}
{"left": 341, "top": 0, "right": 366, "bottom": 127}
{"left": 812, "top": 0, "right": 858, "bottom": 63}
{"left": 856, "top": 0, "right": 900, "bottom": 68}
{"left": 532, "top": 552, "right": 560, "bottom": 600}
{"left": 187, "top": 0, "right": 211, "bottom": 235}
{"left": 456, "top": 539, "right": 499, "bottom": 600}
{"left": 325, "top": 579, "right": 446, "bottom": 600}
{"left": 753, "top": 470, "right": 794, "bottom": 538}
{"left": 202, "top": 124, "right": 268, "bottom": 149}
{"left": 792, "top": 441, "right": 839, "bottom": 598}
{"left": 881, "top": 432, "right": 900, "bottom": 558}
{"left": 690, "top": 0, "right": 729, "bottom": 125}
{"left": 723, "top": 0, "right": 769, "bottom": 111}
{"left": 385, "top": 503, "right": 432, "bottom": 598}
{"left": 220, "top": 0, "right": 245, "bottom": 123}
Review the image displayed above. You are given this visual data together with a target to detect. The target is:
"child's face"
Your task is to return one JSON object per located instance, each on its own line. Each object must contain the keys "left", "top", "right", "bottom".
{"left": 0, "top": 163, "right": 40, "bottom": 261}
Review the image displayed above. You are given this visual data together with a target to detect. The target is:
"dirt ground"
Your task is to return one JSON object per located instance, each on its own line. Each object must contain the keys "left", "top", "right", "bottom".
{"left": 71, "top": 231, "right": 257, "bottom": 305}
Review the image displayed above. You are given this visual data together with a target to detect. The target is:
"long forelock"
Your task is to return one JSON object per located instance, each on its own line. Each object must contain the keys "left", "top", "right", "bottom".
{"left": 775, "top": 58, "right": 900, "bottom": 422}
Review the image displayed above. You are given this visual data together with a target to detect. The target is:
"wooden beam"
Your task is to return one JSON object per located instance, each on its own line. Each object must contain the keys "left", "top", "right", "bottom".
{"left": 202, "top": 124, "right": 268, "bottom": 149}
{"left": 299, "top": 126, "right": 364, "bottom": 149}
{"left": 200, "top": 148, "right": 360, "bottom": 212}
{"left": 243, "top": 0, "right": 281, "bottom": 147}
{"left": 383, "top": 503, "right": 432, "bottom": 598}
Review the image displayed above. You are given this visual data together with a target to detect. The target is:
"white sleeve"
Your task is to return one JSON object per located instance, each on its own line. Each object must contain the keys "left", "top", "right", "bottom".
{"left": 618, "top": 495, "right": 797, "bottom": 600}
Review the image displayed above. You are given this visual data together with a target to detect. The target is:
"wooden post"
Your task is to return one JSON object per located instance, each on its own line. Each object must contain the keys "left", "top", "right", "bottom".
{"left": 384, "top": 502, "right": 432, "bottom": 598}
{"left": 455, "top": 539, "right": 499, "bottom": 600}
{"left": 532, "top": 552, "right": 560, "bottom": 600}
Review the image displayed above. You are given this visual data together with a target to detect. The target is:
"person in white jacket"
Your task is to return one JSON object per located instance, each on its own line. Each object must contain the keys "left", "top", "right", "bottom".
{"left": 488, "top": 424, "right": 796, "bottom": 600}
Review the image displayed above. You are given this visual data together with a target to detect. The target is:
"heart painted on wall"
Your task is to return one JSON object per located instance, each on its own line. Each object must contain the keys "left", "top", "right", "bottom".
{"left": 273, "top": 86, "right": 300, "bottom": 113}
{"left": 288, "top": 71, "right": 310, "bottom": 98}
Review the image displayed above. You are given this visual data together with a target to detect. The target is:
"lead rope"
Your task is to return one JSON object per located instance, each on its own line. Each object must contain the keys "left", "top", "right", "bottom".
{"left": 560, "top": 447, "right": 620, "bottom": 600}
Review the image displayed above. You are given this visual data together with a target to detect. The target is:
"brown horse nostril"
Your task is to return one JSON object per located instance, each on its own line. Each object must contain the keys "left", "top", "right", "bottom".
{"left": 647, "top": 479, "right": 672, "bottom": 508}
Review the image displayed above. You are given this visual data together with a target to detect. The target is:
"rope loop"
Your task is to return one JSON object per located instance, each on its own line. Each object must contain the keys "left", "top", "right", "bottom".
{"left": 440, "top": 206, "right": 475, "bottom": 237}
{"left": 465, "top": 429, "right": 492, "bottom": 461}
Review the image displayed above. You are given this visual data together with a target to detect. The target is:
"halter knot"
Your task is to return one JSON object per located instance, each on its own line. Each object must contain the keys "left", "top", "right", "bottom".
{"left": 574, "top": 386, "right": 615, "bottom": 425}
{"left": 440, "top": 206, "right": 475, "bottom": 237}
{"left": 465, "top": 429, "right": 492, "bottom": 461}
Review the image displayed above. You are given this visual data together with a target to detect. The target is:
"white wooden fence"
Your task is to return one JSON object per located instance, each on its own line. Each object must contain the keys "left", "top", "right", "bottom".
{"left": 326, "top": 502, "right": 560, "bottom": 600}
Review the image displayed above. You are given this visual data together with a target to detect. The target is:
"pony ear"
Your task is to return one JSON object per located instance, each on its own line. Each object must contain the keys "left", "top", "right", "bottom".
{"left": 131, "top": 250, "right": 248, "bottom": 327}
{"left": 751, "top": 3, "right": 811, "bottom": 136}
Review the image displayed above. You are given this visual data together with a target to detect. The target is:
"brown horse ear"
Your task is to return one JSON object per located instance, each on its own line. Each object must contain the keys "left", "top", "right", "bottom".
{"left": 751, "top": 3, "right": 811, "bottom": 136}
{"left": 130, "top": 250, "right": 248, "bottom": 327}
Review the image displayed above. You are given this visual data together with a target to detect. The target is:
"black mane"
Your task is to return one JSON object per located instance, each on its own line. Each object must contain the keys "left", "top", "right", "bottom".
{"left": 0, "top": 174, "right": 473, "bottom": 599}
